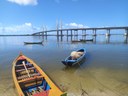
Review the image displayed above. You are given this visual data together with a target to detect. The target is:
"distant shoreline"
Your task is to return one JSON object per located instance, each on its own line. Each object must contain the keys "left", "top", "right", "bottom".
{"left": 0, "top": 34, "right": 32, "bottom": 36}
{"left": 0, "top": 34, "right": 65, "bottom": 36}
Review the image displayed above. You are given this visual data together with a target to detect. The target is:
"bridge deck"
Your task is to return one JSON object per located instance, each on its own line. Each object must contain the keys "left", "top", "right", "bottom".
{"left": 32, "top": 26, "right": 128, "bottom": 35}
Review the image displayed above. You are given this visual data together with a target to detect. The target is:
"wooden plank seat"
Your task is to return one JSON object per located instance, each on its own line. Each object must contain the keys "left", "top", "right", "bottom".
{"left": 18, "top": 75, "right": 43, "bottom": 83}
{"left": 15, "top": 64, "right": 24, "bottom": 67}
{"left": 15, "top": 63, "right": 33, "bottom": 67}
{"left": 17, "top": 73, "right": 41, "bottom": 80}
{"left": 17, "top": 74, "right": 29, "bottom": 80}
{"left": 16, "top": 67, "right": 35, "bottom": 72}
{"left": 30, "top": 73, "right": 40, "bottom": 77}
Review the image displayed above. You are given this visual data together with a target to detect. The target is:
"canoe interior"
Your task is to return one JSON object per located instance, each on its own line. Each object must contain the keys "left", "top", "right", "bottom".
{"left": 15, "top": 56, "right": 51, "bottom": 96}
{"left": 67, "top": 49, "right": 84, "bottom": 60}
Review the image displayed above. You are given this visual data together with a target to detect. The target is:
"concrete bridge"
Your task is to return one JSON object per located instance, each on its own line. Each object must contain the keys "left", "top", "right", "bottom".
{"left": 32, "top": 26, "right": 128, "bottom": 36}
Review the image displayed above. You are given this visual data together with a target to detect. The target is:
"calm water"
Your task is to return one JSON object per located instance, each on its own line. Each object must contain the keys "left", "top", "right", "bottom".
{"left": 0, "top": 35, "right": 128, "bottom": 96}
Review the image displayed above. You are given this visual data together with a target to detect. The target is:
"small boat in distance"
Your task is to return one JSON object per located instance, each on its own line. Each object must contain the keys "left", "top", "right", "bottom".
{"left": 71, "top": 38, "right": 93, "bottom": 43}
{"left": 80, "top": 38, "right": 93, "bottom": 42}
{"left": 24, "top": 41, "right": 43, "bottom": 44}
{"left": 71, "top": 40, "right": 81, "bottom": 43}
{"left": 12, "top": 53, "right": 67, "bottom": 96}
{"left": 61, "top": 49, "right": 86, "bottom": 67}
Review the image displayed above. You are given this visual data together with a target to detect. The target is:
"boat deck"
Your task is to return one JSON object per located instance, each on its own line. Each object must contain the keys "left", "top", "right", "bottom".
{"left": 15, "top": 56, "right": 51, "bottom": 96}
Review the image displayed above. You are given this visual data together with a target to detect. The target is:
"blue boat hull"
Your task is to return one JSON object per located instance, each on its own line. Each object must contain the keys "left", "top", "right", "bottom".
{"left": 61, "top": 49, "right": 86, "bottom": 67}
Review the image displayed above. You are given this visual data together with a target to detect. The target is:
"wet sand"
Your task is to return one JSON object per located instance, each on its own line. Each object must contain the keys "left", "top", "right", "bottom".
{"left": 1, "top": 67, "right": 127, "bottom": 96}
{"left": 50, "top": 66, "right": 128, "bottom": 96}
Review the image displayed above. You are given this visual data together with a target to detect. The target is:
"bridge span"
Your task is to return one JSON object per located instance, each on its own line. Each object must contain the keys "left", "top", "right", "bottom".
{"left": 32, "top": 26, "right": 128, "bottom": 36}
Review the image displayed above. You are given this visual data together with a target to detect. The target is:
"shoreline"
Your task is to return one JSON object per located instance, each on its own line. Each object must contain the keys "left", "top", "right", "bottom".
{"left": 0, "top": 34, "right": 32, "bottom": 36}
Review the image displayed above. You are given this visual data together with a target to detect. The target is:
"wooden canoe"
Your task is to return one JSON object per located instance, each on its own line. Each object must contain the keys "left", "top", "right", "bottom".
{"left": 24, "top": 42, "right": 43, "bottom": 44}
{"left": 61, "top": 49, "right": 86, "bottom": 67}
{"left": 12, "top": 53, "right": 67, "bottom": 96}
{"left": 71, "top": 39, "right": 93, "bottom": 43}
{"left": 79, "top": 38, "right": 93, "bottom": 42}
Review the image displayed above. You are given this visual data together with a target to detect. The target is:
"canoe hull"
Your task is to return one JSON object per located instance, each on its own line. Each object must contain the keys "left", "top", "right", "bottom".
{"left": 12, "top": 53, "right": 66, "bottom": 96}
{"left": 24, "top": 42, "right": 42, "bottom": 44}
{"left": 71, "top": 39, "right": 93, "bottom": 43}
{"left": 61, "top": 49, "right": 86, "bottom": 67}
{"left": 80, "top": 39, "right": 93, "bottom": 42}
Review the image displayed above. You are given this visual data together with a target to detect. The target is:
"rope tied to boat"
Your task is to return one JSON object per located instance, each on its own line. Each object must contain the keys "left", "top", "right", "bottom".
{"left": 81, "top": 89, "right": 88, "bottom": 96}
{"left": 79, "top": 78, "right": 88, "bottom": 96}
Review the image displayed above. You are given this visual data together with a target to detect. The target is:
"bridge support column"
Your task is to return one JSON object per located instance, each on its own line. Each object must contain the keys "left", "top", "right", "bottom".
{"left": 93, "top": 29, "right": 96, "bottom": 36}
{"left": 106, "top": 29, "right": 110, "bottom": 36}
{"left": 45, "top": 32, "right": 47, "bottom": 36}
{"left": 82, "top": 30, "right": 86, "bottom": 40}
{"left": 82, "top": 30, "right": 86, "bottom": 36}
{"left": 74, "top": 30, "right": 78, "bottom": 36}
{"left": 124, "top": 29, "right": 128, "bottom": 36}
{"left": 71, "top": 30, "right": 73, "bottom": 36}
{"left": 60, "top": 35, "right": 63, "bottom": 41}
{"left": 42, "top": 32, "right": 44, "bottom": 36}
{"left": 57, "top": 30, "right": 59, "bottom": 36}
{"left": 67, "top": 30, "right": 68, "bottom": 36}
{"left": 60, "top": 30, "right": 63, "bottom": 36}
{"left": 105, "top": 35, "right": 110, "bottom": 43}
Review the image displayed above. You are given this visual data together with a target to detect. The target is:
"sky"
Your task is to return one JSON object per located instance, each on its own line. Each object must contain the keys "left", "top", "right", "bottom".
{"left": 0, "top": 0, "right": 128, "bottom": 34}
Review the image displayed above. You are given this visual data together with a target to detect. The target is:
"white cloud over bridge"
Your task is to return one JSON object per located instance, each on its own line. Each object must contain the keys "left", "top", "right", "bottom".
{"left": 0, "top": 22, "right": 40, "bottom": 35}
{"left": 66, "top": 23, "right": 89, "bottom": 28}
{"left": 0, "top": 22, "right": 89, "bottom": 35}
{"left": 7, "top": 0, "right": 38, "bottom": 6}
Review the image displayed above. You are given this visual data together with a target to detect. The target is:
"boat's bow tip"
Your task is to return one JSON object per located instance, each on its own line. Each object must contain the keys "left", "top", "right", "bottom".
{"left": 61, "top": 61, "right": 64, "bottom": 63}
{"left": 19, "top": 52, "right": 23, "bottom": 56}
{"left": 62, "top": 61, "right": 68, "bottom": 66}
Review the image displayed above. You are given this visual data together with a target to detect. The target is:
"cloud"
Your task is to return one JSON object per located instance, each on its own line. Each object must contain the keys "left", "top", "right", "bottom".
{"left": 25, "top": 22, "right": 32, "bottom": 27}
{"left": 66, "top": 23, "right": 89, "bottom": 28}
{"left": 7, "top": 0, "right": 38, "bottom": 6}
{"left": 0, "top": 23, "right": 41, "bottom": 35}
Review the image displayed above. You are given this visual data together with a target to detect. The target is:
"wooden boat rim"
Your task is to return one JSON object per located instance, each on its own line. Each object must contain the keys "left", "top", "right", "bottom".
{"left": 12, "top": 53, "right": 66, "bottom": 96}
{"left": 62, "top": 48, "right": 86, "bottom": 66}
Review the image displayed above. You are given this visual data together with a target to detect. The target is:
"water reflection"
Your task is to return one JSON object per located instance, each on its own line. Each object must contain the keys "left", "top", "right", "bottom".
{"left": 54, "top": 35, "right": 128, "bottom": 44}
{"left": 63, "top": 56, "right": 86, "bottom": 72}
{"left": 105, "top": 35, "right": 110, "bottom": 44}
{"left": 124, "top": 36, "right": 128, "bottom": 44}
{"left": 0, "top": 35, "right": 128, "bottom": 96}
